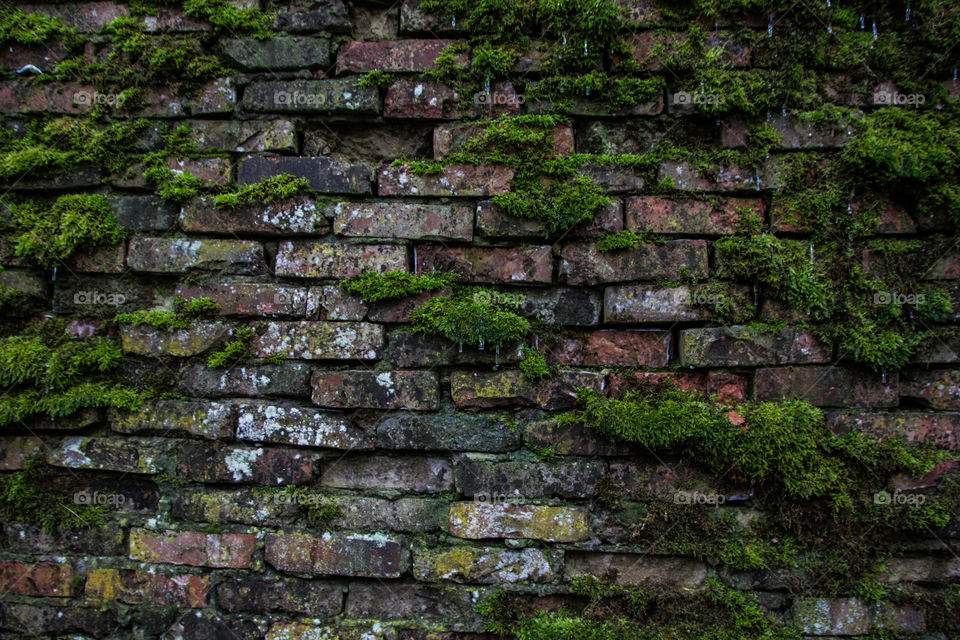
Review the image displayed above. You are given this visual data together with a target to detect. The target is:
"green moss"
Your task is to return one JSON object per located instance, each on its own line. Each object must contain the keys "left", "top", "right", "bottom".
{"left": 596, "top": 230, "right": 665, "bottom": 253}
{"left": 0, "top": 9, "right": 76, "bottom": 45}
{"left": 341, "top": 270, "right": 458, "bottom": 303}
{"left": 0, "top": 457, "right": 107, "bottom": 534}
{"left": 212, "top": 174, "right": 312, "bottom": 209}
{"left": 411, "top": 291, "right": 530, "bottom": 352}
{"left": 114, "top": 296, "right": 220, "bottom": 331}
{"left": 518, "top": 346, "right": 552, "bottom": 382}
{"left": 206, "top": 327, "right": 255, "bottom": 368}
{"left": 356, "top": 70, "right": 395, "bottom": 89}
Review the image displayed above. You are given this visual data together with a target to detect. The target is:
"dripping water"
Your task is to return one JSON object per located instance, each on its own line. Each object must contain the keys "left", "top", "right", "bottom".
{"left": 872, "top": 21, "right": 878, "bottom": 40}
{"left": 860, "top": 15, "right": 865, "bottom": 29}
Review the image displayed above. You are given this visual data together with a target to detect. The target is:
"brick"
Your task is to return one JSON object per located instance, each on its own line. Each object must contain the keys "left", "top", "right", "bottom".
{"left": 520, "top": 287, "right": 603, "bottom": 326}
{"left": 901, "top": 370, "right": 960, "bottom": 409}
{"left": 47, "top": 436, "right": 162, "bottom": 473}
{"left": 251, "top": 321, "right": 383, "bottom": 360}
{"left": 119, "top": 322, "right": 231, "bottom": 357}
{"left": 528, "top": 84, "right": 663, "bottom": 117}
{"left": 400, "top": 0, "right": 467, "bottom": 34}
{"left": 722, "top": 115, "right": 852, "bottom": 149}
{"left": 0, "top": 562, "right": 75, "bottom": 596}
{"left": 546, "top": 330, "right": 671, "bottom": 367}
{"left": 565, "top": 553, "right": 707, "bottom": 588}
{"left": 243, "top": 79, "right": 380, "bottom": 114}
{"left": 627, "top": 31, "right": 748, "bottom": 70}
{"left": 216, "top": 576, "right": 341, "bottom": 615}
{"left": 274, "top": 0, "right": 350, "bottom": 33}
{"left": 110, "top": 400, "right": 234, "bottom": 440}
{"left": 526, "top": 420, "right": 632, "bottom": 456}
{"left": 160, "top": 612, "right": 261, "bottom": 640}
{"left": 878, "top": 556, "right": 960, "bottom": 584}
{"left": 608, "top": 460, "right": 741, "bottom": 501}
{"left": 625, "top": 196, "right": 763, "bottom": 234}
{"left": 333, "top": 201, "right": 474, "bottom": 240}
{"left": 187, "top": 119, "right": 296, "bottom": 152}
{"left": 0, "top": 270, "right": 45, "bottom": 299}
{"left": 68, "top": 242, "right": 126, "bottom": 273}
{"left": 451, "top": 370, "right": 604, "bottom": 409}
{"left": 176, "top": 282, "right": 309, "bottom": 317}
{"left": 435, "top": 123, "right": 573, "bottom": 159}
{"left": 0, "top": 81, "right": 96, "bottom": 114}
{"left": 337, "top": 39, "right": 467, "bottom": 73}
{"left": 559, "top": 240, "right": 709, "bottom": 285}
{"left": 84, "top": 568, "right": 208, "bottom": 608}
{"left": 0, "top": 436, "right": 42, "bottom": 470}
{"left": 386, "top": 327, "right": 523, "bottom": 368}
{"left": 308, "top": 285, "right": 368, "bottom": 320}
{"left": 180, "top": 196, "right": 328, "bottom": 235}
{"left": 129, "top": 529, "right": 255, "bottom": 568}
{"left": 321, "top": 455, "right": 454, "bottom": 492}
{"left": 377, "top": 411, "right": 522, "bottom": 452}
{"left": 336, "top": 497, "right": 446, "bottom": 533}
{"left": 413, "top": 546, "right": 553, "bottom": 583}
{"left": 0, "top": 42, "right": 68, "bottom": 73}
{"left": 605, "top": 284, "right": 710, "bottom": 323}
{"left": 658, "top": 159, "right": 780, "bottom": 191}
{"left": 366, "top": 289, "right": 446, "bottom": 323}
{"left": 167, "top": 157, "right": 231, "bottom": 186}
{"left": 174, "top": 441, "right": 314, "bottom": 484}
{"left": 237, "top": 403, "right": 373, "bottom": 449}
{"left": 679, "top": 326, "right": 831, "bottom": 366}
{"left": 172, "top": 489, "right": 296, "bottom": 526}
{"left": 107, "top": 195, "right": 177, "bottom": 231}
{"left": 447, "top": 502, "right": 588, "bottom": 542}
{"left": 579, "top": 163, "right": 647, "bottom": 193}
{"left": 871, "top": 602, "right": 926, "bottom": 633}
{"left": 312, "top": 370, "right": 440, "bottom": 410}
{"left": 265, "top": 532, "right": 407, "bottom": 577}
{"left": 126, "top": 237, "right": 264, "bottom": 274}
{"left": 455, "top": 456, "right": 606, "bottom": 499}
{"left": 910, "top": 329, "right": 960, "bottom": 363}
{"left": 70, "top": 477, "right": 159, "bottom": 514}
{"left": 0, "top": 603, "right": 116, "bottom": 638}
{"left": 55, "top": 273, "right": 152, "bottom": 313}
{"left": 609, "top": 371, "right": 748, "bottom": 404}
{"left": 3, "top": 523, "right": 123, "bottom": 555}
{"left": 379, "top": 163, "right": 513, "bottom": 196}
{"left": 345, "top": 583, "right": 474, "bottom": 620}
{"left": 275, "top": 241, "right": 407, "bottom": 278}
{"left": 238, "top": 156, "right": 371, "bottom": 194}
{"left": 793, "top": 598, "right": 871, "bottom": 635}
{"left": 476, "top": 199, "right": 621, "bottom": 238}
{"left": 754, "top": 367, "right": 898, "bottom": 408}
{"left": 179, "top": 363, "right": 312, "bottom": 397}
{"left": 415, "top": 245, "right": 551, "bottom": 283}
{"left": 384, "top": 80, "right": 462, "bottom": 119}
{"left": 827, "top": 412, "right": 959, "bottom": 450}
{"left": 222, "top": 36, "right": 331, "bottom": 70}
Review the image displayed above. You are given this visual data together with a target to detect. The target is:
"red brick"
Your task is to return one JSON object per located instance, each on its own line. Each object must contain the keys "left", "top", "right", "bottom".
{"left": 308, "top": 285, "right": 368, "bottom": 321}
{"left": 321, "top": 455, "right": 454, "bottom": 492}
{"left": 337, "top": 39, "right": 467, "bottom": 73}
{"left": 754, "top": 367, "right": 898, "bottom": 408}
{"left": 826, "top": 412, "right": 959, "bottom": 450}
{"left": 180, "top": 197, "right": 328, "bottom": 235}
{"left": 0, "top": 562, "right": 75, "bottom": 596}
{"left": 545, "top": 330, "right": 670, "bottom": 367}
{"left": 379, "top": 163, "right": 513, "bottom": 196}
{"left": 625, "top": 196, "right": 762, "bottom": 235}
{"left": 265, "top": 532, "right": 408, "bottom": 577}
{"left": 433, "top": 123, "right": 573, "bottom": 159}
{"left": 679, "top": 326, "right": 832, "bottom": 366}
{"left": 658, "top": 160, "right": 780, "bottom": 191}
{"left": 450, "top": 370, "right": 605, "bottom": 409}
{"left": 608, "top": 371, "right": 748, "bottom": 404}
{"left": 722, "top": 116, "right": 851, "bottom": 149}
{"left": 126, "top": 237, "right": 264, "bottom": 274}
{"left": 0, "top": 42, "right": 68, "bottom": 72}
{"left": 384, "top": 79, "right": 462, "bottom": 119}
{"left": 68, "top": 242, "right": 125, "bottom": 273}
{"left": 311, "top": 370, "right": 440, "bottom": 410}
{"left": 333, "top": 201, "right": 473, "bottom": 240}
{"left": 175, "top": 282, "right": 309, "bottom": 317}
{"left": 901, "top": 370, "right": 960, "bottom": 409}
{"left": 129, "top": 529, "right": 255, "bottom": 568}
{"left": 275, "top": 241, "right": 406, "bottom": 278}
{"left": 84, "top": 568, "right": 209, "bottom": 607}
{"left": 0, "top": 436, "right": 42, "bottom": 470}
{"left": 415, "top": 245, "right": 551, "bottom": 283}
{"left": 250, "top": 321, "right": 383, "bottom": 360}
{"left": 167, "top": 157, "right": 230, "bottom": 186}
{"left": 559, "top": 240, "right": 708, "bottom": 285}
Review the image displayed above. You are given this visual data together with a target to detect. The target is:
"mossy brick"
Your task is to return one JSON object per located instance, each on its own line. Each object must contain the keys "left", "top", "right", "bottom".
{"left": 243, "top": 80, "right": 380, "bottom": 115}
{"left": 321, "top": 454, "right": 454, "bottom": 493}
{"left": 311, "top": 370, "right": 440, "bottom": 410}
{"left": 413, "top": 546, "right": 553, "bottom": 583}
{"left": 222, "top": 36, "right": 331, "bottom": 70}
{"left": 216, "top": 576, "right": 342, "bottom": 615}
{"left": 160, "top": 611, "right": 261, "bottom": 640}
{"left": 545, "top": 330, "right": 671, "bottom": 367}
{"left": 923, "top": 251, "right": 960, "bottom": 280}
{"left": 559, "top": 240, "right": 708, "bottom": 285}
{"left": 70, "top": 477, "right": 159, "bottom": 513}
{"left": 0, "top": 436, "right": 42, "bottom": 470}
{"left": 337, "top": 39, "right": 467, "bottom": 73}
{"left": 658, "top": 159, "right": 781, "bottom": 191}
{"left": 564, "top": 553, "right": 708, "bottom": 588}
{"left": 238, "top": 156, "right": 371, "bottom": 194}
{"left": 236, "top": 403, "right": 373, "bottom": 449}
{"left": 24, "top": 408, "right": 101, "bottom": 432}
{"left": 519, "top": 287, "right": 603, "bottom": 326}
{"left": 344, "top": 582, "right": 476, "bottom": 620}
{"left": 264, "top": 532, "right": 408, "bottom": 577}
{"left": 0, "top": 81, "right": 97, "bottom": 114}
{"left": 625, "top": 196, "right": 763, "bottom": 235}
{"left": 173, "top": 441, "right": 314, "bottom": 484}
{"left": 179, "top": 363, "right": 312, "bottom": 397}
{"left": 525, "top": 420, "right": 633, "bottom": 456}
{"left": 434, "top": 123, "right": 573, "bottom": 159}
{"left": 251, "top": 321, "right": 383, "bottom": 360}
{"left": 527, "top": 84, "right": 663, "bottom": 117}
{"left": 0, "top": 603, "right": 116, "bottom": 638}
{"left": 119, "top": 322, "right": 231, "bottom": 357}
{"left": 476, "top": 199, "right": 621, "bottom": 238}
{"left": 129, "top": 528, "right": 255, "bottom": 568}
{"left": 754, "top": 367, "right": 898, "bottom": 408}
{"left": 47, "top": 436, "right": 162, "bottom": 473}
{"left": 679, "top": 326, "right": 832, "bottom": 367}
{"left": 878, "top": 556, "right": 960, "bottom": 584}
{"left": 604, "top": 284, "right": 753, "bottom": 323}
{"left": 447, "top": 502, "right": 588, "bottom": 542}
{"left": 4, "top": 163, "right": 100, "bottom": 189}
{"left": 454, "top": 456, "right": 606, "bottom": 499}
{"left": 274, "top": 0, "right": 351, "bottom": 33}
{"left": 84, "top": 568, "right": 209, "bottom": 608}
{"left": 187, "top": 119, "right": 296, "bottom": 152}
{"left": 721, "top": 115, "right": 852, "bottom": 149}
{"left": 366, "top": 288, "right": 448, "bottom": 323}
{"left": 171, "top": 489, "right": 298, "bottom": 526}
{"left": 0, "top": 42, "right": 69, "bottom": 73}
{"left": 106, "top": 195, "right": 177, "bottom": 231}
{"left": 181, "top": 196, "right": 329, "bottom": 235}
{"left": 450, "top": 370, "right": 605, "bottom": 409}
{"left": 126, "top": 237, "right": 265, "bottom": 274}
{"left": 793, "top": 598, "right": 871, "bottom": 635}
{"left": 826, "top": 411, "right": 959, "bottom": 450}
{"left": 901, "top": 370, "right": 960, "bottom": 409}
{"left": 276, "top": 241, "right": 407, "bottom": 278}
{"left": 167, "top": 157, "right": 231, "bottom": 186}
{"left": 175, "top": 282, "right": 310, "bottom": 317}
{"left": 110, "top": 400, "right": 234, "bottom": 440}
{"left": 67, "top": 242, "right": 126, "bottom": 273}
{"left": 400, "top": 0, "right": 468, "bottom": 34}
{"left": 385, "top": 327, "right": 523, "bottom": 368}
{"left": 377, "top": 410, "right": 521, "bottom": 452}
{"left": 335, "top": 497, "right": 446, "bottom": 532}
{"left": 379, "top": 163, "right": 513, "bottom": 196}
{"left": 414, "top": 245, "right": 551, "bottom": 283}
{"left": 871, "top": 602, "right": 926, "bottom": 633}
{"left": 0, "top": 270, "right": 45, "bottom": 299}
{"left": 579, "top": 163, "right": 647, "bottom": 193}
{"left": 626, "top": 31, "right": 749, "bottom": 71}
{"left": 332, "top": 201, "right": 474, "bottom": 240}
{"left": 3, "top": 523, "right": 124, "bottom": 555}
{"left": 608, "top": 460, "right": 742, "bottom": 501}
{"left": 609, "top": 370, "right": 748, "bottom": 404}
{"left": 307, "top": 285, "right": 368, "bottom": 320}
{"left": 384, "top": 80, "right": 463, "bottom": 119}
{"left": 0, "top": 561, "right": 75, "bottom": 596}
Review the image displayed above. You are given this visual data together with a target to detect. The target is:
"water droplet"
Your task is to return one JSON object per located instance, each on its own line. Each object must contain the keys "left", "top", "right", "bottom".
{"left": 583, "top": 41, "right": 588, "bottom": 56}
{"left": 872, "top": 21, "right": 878, "bottom": 40}
{"left": 458, "top": 342, "right": 463, "bottom": 353}
{"left": 881, "top": 372, "right": 887, "bottom": 384}
{"left": 954, "top": 68, "right": 957, "bottom": 82}
{"left": 478, "top": 339, "right": 484, "bottom": 351}
{"left": 826, "top": 0, "right": 830, "bottom": 6}
{"left": 905, "top": 6, "right": 910, "bottom": 21}
{"left": 451, "top": 16, "right": 456, "bottom": 27}
{"left": 767, "top": 21, "right": 773, "bottom": 38}
{"left": 860, "top": 15, "right": 865, "bottom": 29}
{"left": 828, "top": 24, "right": 832, "bottom": 34}
{"left": 562, "top": 34, "right": 567, "bottom": 46}
{"left": 494, "top": 346, "right": 500, "bottom": 368}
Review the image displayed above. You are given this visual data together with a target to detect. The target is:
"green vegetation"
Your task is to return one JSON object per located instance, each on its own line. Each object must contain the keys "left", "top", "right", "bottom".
{"left": 115, "top": 296, "right": 221, "bottom": 331}
{"left": 0, "top": 457, "right": 107, "bottom": 534}
{"left": 518, "top": 346, "right": 552, "bottom": 382}
{"left": 595, "top": 230, "right": 664, "bottom": 253}
{"left": 411, "top": 290, "right": 530, "bottom": 353}
{"left": 206, "top": 326, "right": 263, "bottom": 368}
{"left": 341, "top": 270, "right": 458, "bottom": 303}
{"left": 212, "top": 174, "right": 312, "bottom": 209}
{"left": 357, "top": 70, "right": 395, "bottom": 89}
{"left": 0, "top": 9, "right": 77, "bottom": 45}
{"left": 270, "top": 486, "right": 342, "bottom": 527}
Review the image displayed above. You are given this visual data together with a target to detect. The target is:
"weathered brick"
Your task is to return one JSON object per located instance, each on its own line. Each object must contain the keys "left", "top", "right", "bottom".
{"left": 159, "top": 611, "right": 261, "bottom": 640}
{"left": 110, "top": 400, "right": 234, "bottom": 440}
{"left": 337, "top": 39, "right": 466, "bottom": 73}
{"left": 308, "top": 285, "right": 368, "bottom": 321}
{"left": 0, "top": 270, "right": 45, "bottom": 300}
{"left": 565, "top": 553, "right": 707, "bottom": 588}
{"left": 625, "top": 196, "right": 763, "bottom": 234}
{"left": 827, "top": 411, "right": 959, "bottom": 450}
{"left": 47, "top": 436, "right": 162, "bottom": 474}
{"left": 167, "top": 157, "right": 231, "bottom": 186}
{"left": 386, "top": 327, "right": 523, "bottom": 368}
{"left": 275, "top": 241, "right": 407, "bottom": 278}
{"left": 312, "top": 370, "right": 440, "bottom": 410}
{"left": 250, "top": 321, "right": 383, "bottom": 360}
{"left": 174, "top": 441, "right": 314, "bottom": 484}
{"left": 0, "top": 81, "right": 95, "bottom": 114}
{"left": 336, "top": 497, "right": 446, "bottom": 532}
{"left": 448, "top": 502, "right": 588, "bottom": 542}
{"left": 546, "top": 330, "right": 671, "bottom": 367}
{"left": 322, "top": 455, "right": 454, "bottom": 493}
{"left": 379, "top": 163, "right": 513, "bottom": 196}
{"left": 53, "top": 275, "right": 153, "bottom": 314}
{"left": 525, "top": 420, "right": 632, "bottom": 456}
{"left": 377, "top": 411, "right": 521, "bottom": 452}
{"left": 70, "top": 477, "right": 159, "bottom": 514}
{"left": 608, "top": 460, "right": 741, "bottom": 501}
{"left": 0, "top": 436, "right": 42, "bottom": 470}
{"left": 237, "top": 404, "right": 373, "bottom": 449}
{"left": 274, "top": 0, "right": 350, "bottom": 33}
{"left": 243, "top": 79, "right": 380, "bottom": 114}
{"left": 119, "top": 322, "right": 231, "bottom": 357}
{"left": 475, "top": 199, "right": 621, "bottom": 238}
{"left": 126, "top": 237, "right": 264, "bottom": 274}
{"left": 216, "top": 576, "right": 341, "bottom": 615}
{"left": 877, "top": 556, "right": 960, "bottom": 584}
{"left": 0, "top": 603, "right": 116, "bottom": 638}
{"left": 793, "top": 598, "right": 871, "bottom": 635}
{"left": 0, "top": 42, "right": 68, "bottom": 72}
{"left": 107, "top": 195, "right": 177, "bottom": 231}
{"left": 366, "top": 289, "right": 447, "bottom": 323}
{"left": 180, "top": 196, "right": 328, "bottom": 235}
{"left": 413, "top": 546, "right": 553, "bottom": 583}
{"left": 679, "top": 326, "right": 832, "bottom": 366}
{"left": 332, "top": 201, "right": 474, "bottom": 240}
{"left": 179, "top": 363, "right": 312, "bottom": 397}
{"left": 222, "top": 36, "right": 331, "bottom": 70}
{"left": 3, "top": 523, "right": 123, "bottom": 555}
{"left": 604, "top": 284, "right": 753, "bottom": 323}
{"left": 559, "top": 240, "right": 708, "bottom": 285}
{"left": 344, "top": 583, "right": 475, "bottom": 620}
{"left": 901, "top": 370, "right": 960, "bottom": 409}
{"left": 384, "top": 80, "right": 462, "bottom": 119}
{"left": 451, "top": 370, "right": 604, "bottom": 409}
{"left": 85, "top": 568, "right": 209, "bottom": 607}
{"left": 722, "top": 115, "right": 852, "bottom": 149}
{"left": 0, "top": 562, "right": 75, "bottom": 596}
{"left": 187, "top": 119, "right": 296, "bottom": 152}
{"left": 415, "top": 245, "right": 551, "bottom": 283}
{"left": 172, "top": 489, "right": 296, "bottom": 526}
{"left": 435, "top": 123, "right": 573, "bottom": 159}
{"left": 609, "top": 370, "right": 748, "bottom": 404}
{"left": 176, "top": 282, "right": 309, "bottom": 317}
{"left": 265, "top": 532, "right": 408, "bottom": 577}
{"left": 455, "top": 456, "right": 605, "bottom": 499}
{"left": 68, "top": 242, "right": 126, "bottom": 273}
{"left": 400, "top": 0, "right": 467, "bottom": 34}
{"left": 754, "top": 367, "right": 898, "bottom": 408}
{"left": 527, "top": 83, "right": 663, "bottom": 117}
{"left": 238, "top": 156, "right": 371, "bottom": 194}
{"left": 520, "top": 287, "right": 603, "bottom": 326}
{"left": 129, "top": 529, "right": 255, "bottom": 568}
{"left": 658, "top": 159, "right": 780, "bottom": 191}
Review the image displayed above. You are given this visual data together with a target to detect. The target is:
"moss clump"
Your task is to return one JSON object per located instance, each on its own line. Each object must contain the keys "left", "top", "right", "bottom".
{"left": 207, "top": 327, "right": 253, "bottom": 368}
{"left": 411, "top": 291, "right": 530, "bottom": 352}
{"left": 212, "top": 174, "right": 312, "bottom": 209}
{"left": 0, "top": 9, "right": 76, "bottom": 45}
{"left": 518, "top": 346, "right": 552, "bottom": 382}
{"left": 596, "top": 230, "right": 664, "bottom": 253}
{"left": 115, "top": 296, "right": 221, "bottom": 331}
{"left": 342, "top": 270, "right": 458, "bottom": 303}
{"left": 0, "top": 457, "right": 107, "bottom": 534}
{"left": 357, "top": 70, "right": 395, "bottom": 89}
{"left": 271, "top": 486, "right": 342, "bottom": 527}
